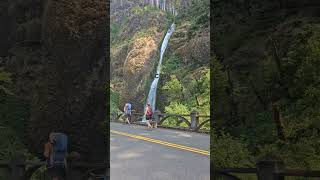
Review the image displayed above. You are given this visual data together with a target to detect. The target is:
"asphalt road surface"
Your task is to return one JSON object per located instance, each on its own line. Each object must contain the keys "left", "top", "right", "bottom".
{"left": 110, "top": 122, "right": 210, "bottom": 180}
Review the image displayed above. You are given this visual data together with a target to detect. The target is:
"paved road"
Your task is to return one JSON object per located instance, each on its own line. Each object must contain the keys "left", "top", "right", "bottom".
{"left": 110, "top": 122, "right": 210, "bottom": 180}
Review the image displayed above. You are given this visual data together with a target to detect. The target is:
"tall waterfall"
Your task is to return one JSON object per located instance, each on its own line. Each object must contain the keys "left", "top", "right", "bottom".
{"left": 142, "top": 23, "right": 175, "bottom": 122}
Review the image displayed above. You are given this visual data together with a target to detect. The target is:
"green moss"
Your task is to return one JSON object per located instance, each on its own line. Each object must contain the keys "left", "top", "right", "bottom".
{"left": 0, "top": 93, "right": 30, "bottom": 138}
{"left": 110, "top": 87, "right": 120, "bottom": 119}
{"left": 0, "top": 94, "right": 39, "bottom": 180}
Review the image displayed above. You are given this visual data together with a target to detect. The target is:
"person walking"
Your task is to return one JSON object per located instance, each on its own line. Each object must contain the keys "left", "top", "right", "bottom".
{"left": 123, "top": 103, "right": 132, "bottom": 124}
{"left": 145, "top": 103, "right": 153, "bottom": 128}
{"left": 44, "top": 132, "right": 68, "bottom": 180}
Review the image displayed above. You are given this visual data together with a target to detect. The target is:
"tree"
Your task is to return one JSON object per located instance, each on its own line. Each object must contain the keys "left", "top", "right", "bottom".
{"left": 0, "top": 68, "right": 13, "bottom": 95}
{"left": 162, "top": 74, "right": 184, "bottom": 102}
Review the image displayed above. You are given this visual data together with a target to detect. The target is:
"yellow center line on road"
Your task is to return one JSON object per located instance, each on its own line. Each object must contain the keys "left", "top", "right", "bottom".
{"left": 111, "top": 130, "right": 210, "bottom": 156}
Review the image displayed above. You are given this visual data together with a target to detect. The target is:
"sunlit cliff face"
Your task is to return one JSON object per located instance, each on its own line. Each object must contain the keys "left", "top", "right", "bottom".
{"left": 110, "top": 0, "right": 168, "bottom": 109}
{"left": 124, "top": 36, "right": 157, "bottom": 74}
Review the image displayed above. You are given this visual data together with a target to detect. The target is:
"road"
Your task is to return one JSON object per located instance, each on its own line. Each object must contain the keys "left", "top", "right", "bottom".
{"left": 110, "top": 122, "right": 210, "bottom": 180}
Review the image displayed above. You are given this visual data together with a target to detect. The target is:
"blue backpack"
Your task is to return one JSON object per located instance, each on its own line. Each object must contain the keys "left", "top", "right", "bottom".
{"left": 51, "top": 133, "right": 68, "bottom": 167}
{"left": 127, "top": 103, "right": 132, "bottom": 111}
{"left": 125, "top": 103, "right": 132, "bottom": 115}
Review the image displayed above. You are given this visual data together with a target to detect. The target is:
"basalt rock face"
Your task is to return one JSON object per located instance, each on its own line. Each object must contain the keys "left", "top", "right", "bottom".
{"left": 170, "top": 23, "right": 210, "bottom": 66}
{"left": 5, "top": 0, "right": 108, "bottom": 163}
{"left": 111, "top": 0, "right": 168, "bottom": 111}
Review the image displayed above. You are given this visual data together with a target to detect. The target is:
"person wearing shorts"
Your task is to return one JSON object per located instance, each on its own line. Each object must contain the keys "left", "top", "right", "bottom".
{"left": 145, "top": 104, "right": 153, "bottom": 128}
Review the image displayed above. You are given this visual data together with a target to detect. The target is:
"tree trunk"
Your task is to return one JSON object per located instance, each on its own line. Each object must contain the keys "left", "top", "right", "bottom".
{"left": 272, "top": 101, "right": 286, "bottom": 141}
{"left": 226, "top": 67, "right": 238, "bottom": 125}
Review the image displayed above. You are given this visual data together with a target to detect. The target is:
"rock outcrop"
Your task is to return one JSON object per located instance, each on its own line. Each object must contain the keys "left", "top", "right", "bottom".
{"left": 3, "top": 0, "right": 108, "bottom": 164}
{"left": 110, "top": 0, "right": 209, "bottom": 112}
{"left": 170, "top": 23, "right": 210, "bottom": 65}
{"left": 111, "top": 0, "right": 168, "bottom": 111}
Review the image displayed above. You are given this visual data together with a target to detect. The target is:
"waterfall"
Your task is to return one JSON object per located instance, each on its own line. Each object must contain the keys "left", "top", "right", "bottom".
{"left": 142, "top": 23, "right": 175, "bottom": 122}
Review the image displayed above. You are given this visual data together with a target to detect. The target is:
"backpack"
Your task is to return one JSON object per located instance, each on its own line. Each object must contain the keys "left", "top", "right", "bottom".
{"left": 50, "top": 133, "right": 68, "bottom": 167}
{"left": 124, "top": 103, "right": 132, "bottom": 115}
{"left": 127, "top": 103, "right": 132, "bottom": 111}
{"left": 146, "top": 107, "right": 153, "bottom": 116}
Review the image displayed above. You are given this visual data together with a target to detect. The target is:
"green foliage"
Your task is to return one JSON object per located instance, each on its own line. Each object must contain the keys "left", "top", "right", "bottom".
{"left": 211, "top": 129, "right": 255, "bottom": 168}
{"left": 213, "top": 20, "right": 320, "bottom": 171}
{"left": 257, "top": 135, "right": 320, "bottom": 170}
{"left": 0, "top": 69, "right": 40, "bottom": 179}
{"left": 0, "top": 127, "right": 28, "bottom": 160}
{"left": 159, "top": 56, "right": 210, "bottom": 129}
{"left": 164, "top": 102, "right": 190, "bottom": 115}
{"left": 0, "top": 68, "right": 13, "bottom": 95}
{"left": 110, "top": 87, "right": 120, "bottom": 119}
{"left": 212, "top": 57, "right": 229, "bottom": 125}
{"left": 0, "top": 126, "right": 40, "bottom": 179}
{"left": 162, "top": 75, "right": 184, "bottom": 102}
{"left": 189, "top": 69, "right": 210, "bottom": 115}
{"left": 0, "top": 93, "right": 30, "bottom": 136}
{"left": 131, "top": 6, "right": 144, "bottom": 15}
{"left": 154, "top": 0, "right": 210, "bottom": 129}
{"left": 176, "top": 0, "right": 209, "bottom": 34}
{"left": 29, "top": 165, "right": 47, "bottom": 180}
{"left": 111, "top": 23, "right": 122, "bottom": 44}
{"left": 158, "top": 50, "right": 210, "bottom": 129}
{"left": 162, "top": 102, "right": 190, "bottom": 127}
{"left": 162, "top": 54, "right": 181, "bottom": 73}
{"left": 143, "top": 5, "right": 163, "bottom": 14}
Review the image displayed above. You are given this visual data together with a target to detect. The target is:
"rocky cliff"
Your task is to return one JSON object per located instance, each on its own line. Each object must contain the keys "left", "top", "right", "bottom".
{"left": 2, "top": 0, "right": 108, "bottom": 163}
{"left": 110, "top": 0, "right": 209, "bottom": 113}
{"left": 111, "top": 0, "right": 169, "bottom": 111}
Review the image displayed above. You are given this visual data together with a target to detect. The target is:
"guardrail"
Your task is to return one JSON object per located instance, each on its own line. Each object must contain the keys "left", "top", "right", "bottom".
{"left": 112, "top": 111, "right": 210, "bottom": 133}
{"left": 213, "top": 160, "right": 320, "bottom": 179}
{"left": 0, "top": 159, "right": 108, "bottom": 180}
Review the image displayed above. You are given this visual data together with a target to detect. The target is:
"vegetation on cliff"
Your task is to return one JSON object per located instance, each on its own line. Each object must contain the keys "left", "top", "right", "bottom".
{"left": 157, "top": 0, "right": 210, "bottom": 128}
{"left": 110, "top": 0, "right": 210, "bottom": 131}
{"left": 111, "top": 1, "right": 169, "bottom": 112}
{"left": 1, "top": 0, "right": 108, "bottom": 175}
{"left": 213, "top": 0, "right": 320, "bottom": 174}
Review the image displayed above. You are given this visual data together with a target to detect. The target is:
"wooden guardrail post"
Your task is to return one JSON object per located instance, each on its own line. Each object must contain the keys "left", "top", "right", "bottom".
{"left": 154, "top": 110, "right": 162, "bottom": 123}
{"left": 190, "top": 111, "right": 199, "bottom": 130}
{"left": 257, "top": 160, "right": 285, "bottom": 180}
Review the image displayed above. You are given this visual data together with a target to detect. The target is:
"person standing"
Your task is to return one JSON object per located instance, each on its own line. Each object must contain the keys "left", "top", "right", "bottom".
{"left": 145, "top": 103, "right": 153, "bottom": 128}
{"left": 123, "top": 103, "right": 132, "bottom": 124}
{"left": 44, "top": 132, "right": 68, "bottom": 180}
